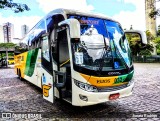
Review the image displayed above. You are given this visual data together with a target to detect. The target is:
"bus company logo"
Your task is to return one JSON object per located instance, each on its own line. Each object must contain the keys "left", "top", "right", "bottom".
{"left": 2, "top": 113, "right": 12, "bottom": 119}
{"left": 97, "top": 79, "right": 110, "bottom": 84}
{"left": 108, "top": 72, "right": 121, "bottom": 75}
{"left": 43, "top": 84, "right": 51, "bottom": 97}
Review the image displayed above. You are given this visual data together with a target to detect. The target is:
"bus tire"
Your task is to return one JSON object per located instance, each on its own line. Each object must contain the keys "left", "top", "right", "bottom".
{"left": 19, "top": 69, "right": 23, "bottom": 81}
{"left": 17, "top": 68, "right": 19, "bottom": 76}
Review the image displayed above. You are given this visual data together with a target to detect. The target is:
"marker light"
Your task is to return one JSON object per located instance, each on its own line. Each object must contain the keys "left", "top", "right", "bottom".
{"left": 79, "top": 94, "right": 88, "bottom": 101}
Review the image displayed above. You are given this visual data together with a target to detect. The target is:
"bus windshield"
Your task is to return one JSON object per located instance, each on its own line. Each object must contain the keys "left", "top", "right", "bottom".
{"left": 68, "top": 15, "right": 132, "bottom": 75}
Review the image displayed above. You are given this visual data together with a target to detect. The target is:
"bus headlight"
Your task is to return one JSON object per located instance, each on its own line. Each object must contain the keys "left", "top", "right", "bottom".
{"left": 74, "top": 79, "right": 98, "bottom": 92}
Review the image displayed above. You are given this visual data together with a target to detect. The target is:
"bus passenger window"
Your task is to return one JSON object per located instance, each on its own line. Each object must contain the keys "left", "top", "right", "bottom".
{"left": 42, "top": 36, "right": 50, "bottom": 62}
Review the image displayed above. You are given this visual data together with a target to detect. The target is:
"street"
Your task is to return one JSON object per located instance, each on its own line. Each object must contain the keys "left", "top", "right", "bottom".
{"left": 0, "top": 63, "right": 160, "bottom": 120}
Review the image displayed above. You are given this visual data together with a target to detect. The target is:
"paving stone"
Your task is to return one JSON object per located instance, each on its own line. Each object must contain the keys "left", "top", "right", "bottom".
{"left": 0, "top": 63, "right": 160, "bottom": 120}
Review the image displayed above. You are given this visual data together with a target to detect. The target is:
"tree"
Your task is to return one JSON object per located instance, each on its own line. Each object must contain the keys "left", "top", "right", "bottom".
{"left": 154, "top": 37, "right": 160, "bottom": 55}
{"left": 148, "top": 0, "right": 160, "bottom": 18}
{"left": 0, "top": 0, "right": 30, "bottom": 13}
{"left": 157, "top": 25, "right": 160, "bottom": 36}
{"left": 126, "top": 32, "right": 154, "bottom": 56}
{"left": 0, "top": 43, "right": 16, "bottom": 67}
{"left": 146, "top": 30, "right": 155, "bottom": 43}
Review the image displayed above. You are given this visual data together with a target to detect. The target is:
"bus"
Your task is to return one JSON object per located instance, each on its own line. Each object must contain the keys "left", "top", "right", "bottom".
{"left": 14, "top": 8, "right": 147, "bottom": 106}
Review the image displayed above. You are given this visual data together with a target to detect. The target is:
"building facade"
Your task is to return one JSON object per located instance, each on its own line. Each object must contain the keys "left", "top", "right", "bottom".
{"left": 145, "top": 0, "right": 157, "bottom": 36}
{"left": 0, "top": 25, "right": 4, "bottom": 43}
{"left": 3, "top": 22, "right": 14, "bottom": 43}
{"left": 21, "top": 25, "right": 29, "bottom": 38}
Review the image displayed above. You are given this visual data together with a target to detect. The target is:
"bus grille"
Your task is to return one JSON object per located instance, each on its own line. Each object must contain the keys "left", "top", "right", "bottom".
{"left": 97, "top": 84, "right": 128, "bottom": 92}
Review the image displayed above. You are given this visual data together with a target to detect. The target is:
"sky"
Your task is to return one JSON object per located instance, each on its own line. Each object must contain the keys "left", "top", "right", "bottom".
{"left": 0, "top": 0, "right": 160, "bottom": 39}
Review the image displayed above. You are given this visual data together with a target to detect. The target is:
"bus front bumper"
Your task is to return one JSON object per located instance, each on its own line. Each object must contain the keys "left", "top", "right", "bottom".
{"left": 72, "top": 81, "right": 134, "bottom": 106}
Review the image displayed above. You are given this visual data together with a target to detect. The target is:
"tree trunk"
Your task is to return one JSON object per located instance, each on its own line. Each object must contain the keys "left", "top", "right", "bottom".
{"left": 6, "top": 49, "right": 8, "bottom": 67}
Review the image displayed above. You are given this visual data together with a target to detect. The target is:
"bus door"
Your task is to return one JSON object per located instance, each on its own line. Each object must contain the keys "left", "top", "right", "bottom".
{"left": 41, "top": 35, "right": 54, "bottom": 103}
{"left": 52, "top": 27, "right": 72, "bottom": 101}
{"left": 52, "top": 18, "right": 81, "bottom": 102}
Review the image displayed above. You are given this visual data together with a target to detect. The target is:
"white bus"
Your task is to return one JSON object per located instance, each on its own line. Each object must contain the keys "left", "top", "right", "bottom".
{"left": 14, "top": 8, "right": 147, "bottom": 106}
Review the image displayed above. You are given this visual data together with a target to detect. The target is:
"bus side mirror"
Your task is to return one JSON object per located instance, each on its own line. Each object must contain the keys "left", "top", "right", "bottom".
{"left": 58, "top": 18, "right": 80, "bottom": 39}
{"left": 124, "top": 30, "right": 147, "bottom": 45}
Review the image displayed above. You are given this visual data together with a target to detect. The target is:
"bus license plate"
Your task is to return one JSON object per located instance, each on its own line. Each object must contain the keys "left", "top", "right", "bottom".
{"left": 109, "top": 93, "right": 120, "bottom": 100}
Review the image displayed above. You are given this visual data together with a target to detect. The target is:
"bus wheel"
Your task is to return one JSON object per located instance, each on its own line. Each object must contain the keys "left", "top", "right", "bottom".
{"left": 19, "top": 70, "right": 22, "bottom": 81}
{"left": 17, "top": 68, "right": 19, "bottom": 76}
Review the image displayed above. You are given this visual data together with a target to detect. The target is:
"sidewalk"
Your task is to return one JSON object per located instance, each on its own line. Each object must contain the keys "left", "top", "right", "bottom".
{"left": 0, "top": 64, "right": 14, "bottom": 69}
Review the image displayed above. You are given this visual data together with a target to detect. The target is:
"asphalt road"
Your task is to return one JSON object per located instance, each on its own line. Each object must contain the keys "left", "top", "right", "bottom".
{"left": 0, "top": 63, "right": 160, "bottom": 120}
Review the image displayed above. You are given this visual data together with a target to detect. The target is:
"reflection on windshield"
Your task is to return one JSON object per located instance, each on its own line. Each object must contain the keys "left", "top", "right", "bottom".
{"left": 80, "top": 25, "right": 109, "bottom": 62}
{"left": 105, "top": 21, "right": 132, "bottom": 67}
{"left": 69, "top": 15, "right": 132, "bottom": 72}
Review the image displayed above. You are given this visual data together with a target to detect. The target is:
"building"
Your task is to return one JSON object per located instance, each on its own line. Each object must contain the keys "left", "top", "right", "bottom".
{"left": 145, "top": 0, "right": 156, "bottom": 36}
{"left": 3, "top": 22, "right": 14, "bottom": 43}
{"left": 21, "top": 25, "right": 29, "bottom": 38}
{"left": 0, "top": 25, "right": 4, "bottom": 43}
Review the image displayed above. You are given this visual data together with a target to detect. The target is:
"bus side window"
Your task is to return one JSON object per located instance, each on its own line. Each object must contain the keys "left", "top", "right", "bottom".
{"left": 28, "top": 20, "right": 45, "bottom": 50}
{"left": 50, "top": 29, "right": 58, "bottom": 63}
{"left": 47, "top": 17, "right": 58, "bottom": 63}
{"left": 42, "top": 36, "right": 50, "bottom": 62}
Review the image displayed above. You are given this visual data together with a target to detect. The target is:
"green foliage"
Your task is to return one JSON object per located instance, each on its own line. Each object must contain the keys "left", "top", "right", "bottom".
{"left": 149, "top": 9, "right": 160, "bottom": 18}
{"left": 148, "top": 0, "right": 160, "bottom": 18}
{"left": 154, "top": 37, "right": 160, "bottom": 55}
{"left": 0, "top": 42, "right": 16, "bottom": 48}
{"left": 0, "top": 52, "right": 14, "bottom": 58}
{"left": 0, "top": 0, "right": 30, "bottom": 13}
{"left": 139, "top": 44, "right": 154, "bottom": 56}
{"left": 126, "top": 32, "right": 154, "bottom": 56}
{"left": 139, "top": 50, "right": 152, "bottom": 56}
{"left": 146, "top": 30, "right": 155, "bottom": 41}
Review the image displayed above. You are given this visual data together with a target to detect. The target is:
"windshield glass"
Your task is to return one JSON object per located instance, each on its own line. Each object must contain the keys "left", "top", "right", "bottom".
{"left": 105, "top": 20, "right": 132, "bottom": 68}
{"left": 68, "top": 15, "right": 132, "bottom": 74}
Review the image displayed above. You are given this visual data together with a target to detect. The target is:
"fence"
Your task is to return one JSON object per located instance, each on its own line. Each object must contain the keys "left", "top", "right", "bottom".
{"left": 133, "top": 55, "right": 160, "bottom": 63}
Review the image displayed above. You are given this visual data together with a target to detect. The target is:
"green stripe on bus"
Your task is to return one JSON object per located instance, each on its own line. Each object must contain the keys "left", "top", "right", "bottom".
{"left": 114, "top": 71, "right": 134, "bottom": 84}
{"left": 24, "top": 48, "right": 39, "bottom": 77}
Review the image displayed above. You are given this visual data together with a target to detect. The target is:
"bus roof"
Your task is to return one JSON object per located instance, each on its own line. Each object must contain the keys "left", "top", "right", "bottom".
{"left": 21, "top": 8, "right": 120, "bottom": 43}
{"left": 45, "top": 8, "right": 118, "bottom": 23}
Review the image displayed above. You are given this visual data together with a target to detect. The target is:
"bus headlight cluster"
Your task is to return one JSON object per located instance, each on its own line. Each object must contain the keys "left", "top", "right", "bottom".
{"left": 74, "top": 79, "right": 98, "bottom": 92}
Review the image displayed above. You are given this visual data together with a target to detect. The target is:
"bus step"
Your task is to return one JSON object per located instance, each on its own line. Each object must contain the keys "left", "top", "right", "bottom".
{"left": 61, "top": 90, "right": 72, "bottom": 98}
{"left": 63, "top": 97, "right": 72, "bottom": 103}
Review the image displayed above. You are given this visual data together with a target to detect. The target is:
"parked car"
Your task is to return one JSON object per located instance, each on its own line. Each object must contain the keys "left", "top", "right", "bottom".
{"left": 8, "top": 57, "right": 15, "bottom": 65}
